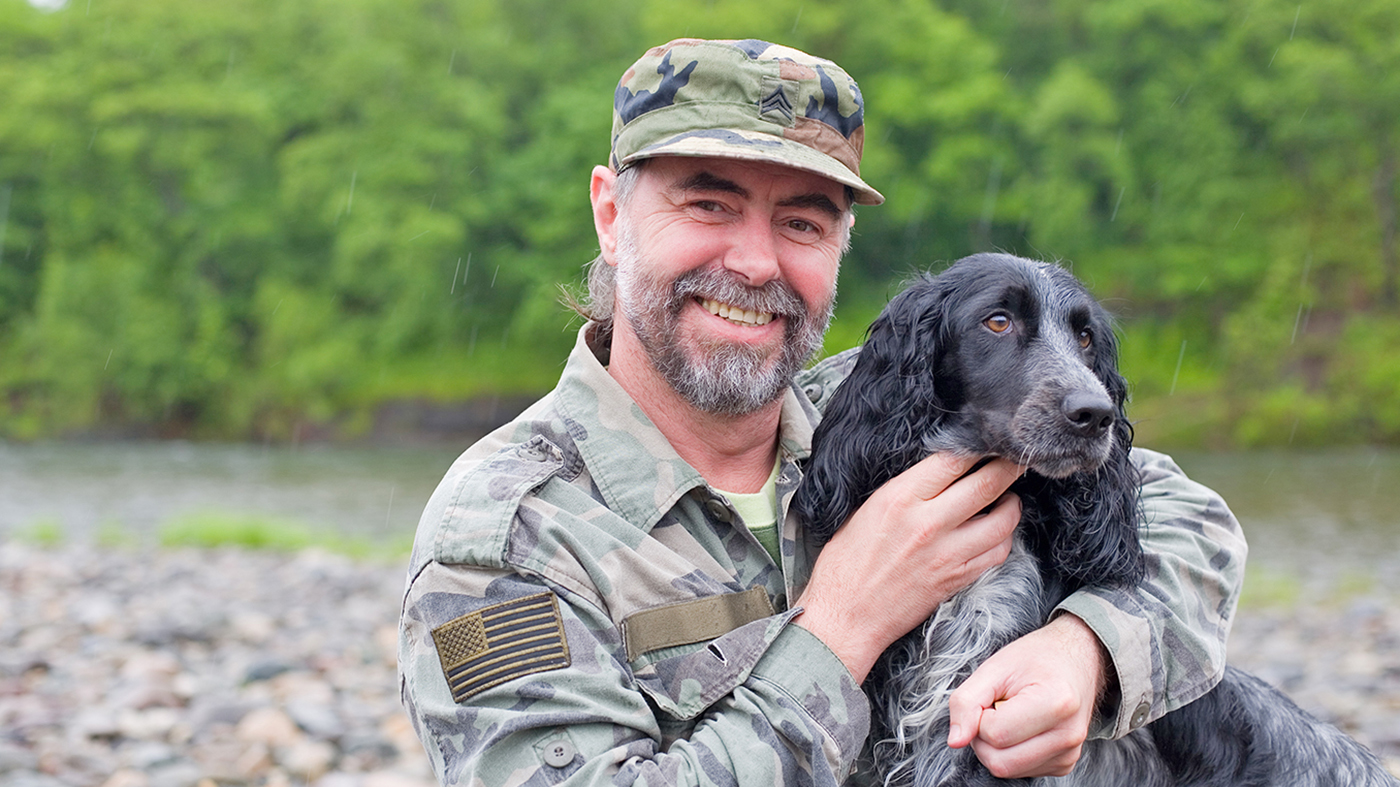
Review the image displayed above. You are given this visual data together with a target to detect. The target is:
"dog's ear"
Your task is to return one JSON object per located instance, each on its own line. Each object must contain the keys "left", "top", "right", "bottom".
{"left": 795, "top": 277, "right": 952, "bottom": 545}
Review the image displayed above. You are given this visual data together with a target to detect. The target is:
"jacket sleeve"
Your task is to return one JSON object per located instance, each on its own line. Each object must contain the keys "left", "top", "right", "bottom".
{"left": 1054, "top": 447, "right": 1247, "bottom": 739}
{"left": 399, "top": 561, "right": 870, "bottom": 787}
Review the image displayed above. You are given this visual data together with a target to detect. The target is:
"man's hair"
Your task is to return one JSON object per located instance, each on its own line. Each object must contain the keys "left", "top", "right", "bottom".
{"left": 562, "top": 165, "right": 644, "bottom": 345}
{"left": 563, "top": 161, "right": 855, "bottom": 345}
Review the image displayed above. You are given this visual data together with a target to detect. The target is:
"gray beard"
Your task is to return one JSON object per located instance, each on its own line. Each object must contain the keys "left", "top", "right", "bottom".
{"left": 613, "top": 228, "right": 833, "bottom": 417}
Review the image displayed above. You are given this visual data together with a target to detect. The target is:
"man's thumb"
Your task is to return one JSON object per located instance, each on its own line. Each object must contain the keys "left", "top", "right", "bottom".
{"left": 947, "top": 681, "right": 994, "bottom": 748}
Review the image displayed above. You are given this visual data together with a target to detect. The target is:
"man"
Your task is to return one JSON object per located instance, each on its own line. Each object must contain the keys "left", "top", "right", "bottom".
{"left": 399, "top": 39, "right": 1245, "bottom": 786}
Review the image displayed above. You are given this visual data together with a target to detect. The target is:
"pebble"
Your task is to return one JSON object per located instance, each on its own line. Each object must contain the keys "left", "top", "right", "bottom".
{"left": 1229, "top": 594, "right": 1400, "bottom": 775}
{"left": 0, "top": 543, "right": 434, "bottom": 787}
{"left": 1, "top": 542, "right": 1397, "bottom": 784}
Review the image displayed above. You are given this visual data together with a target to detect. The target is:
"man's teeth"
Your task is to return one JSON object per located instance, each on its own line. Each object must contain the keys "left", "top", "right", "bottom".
{"left": 700, "top": 299, "right": 773, "bottom": 326}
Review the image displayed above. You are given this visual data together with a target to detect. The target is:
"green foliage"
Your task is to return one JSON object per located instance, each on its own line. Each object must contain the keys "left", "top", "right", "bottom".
{"left": 14, "top": 518, "right": 66, "bottom": 548}
{"left": 1238, "top": 563, "right": 1384, "bottom": 610}
{"left": 156, "top": 510, "right": 412, "bottom": 559}
{"left": 158, "top": 511, "right": 317, "bottom": 551}
{"left": 1237, "top": 564, "right": 1303, "bottom": 610}
{"left": 0, "top": 0, "right": 1396, "bottom": 446}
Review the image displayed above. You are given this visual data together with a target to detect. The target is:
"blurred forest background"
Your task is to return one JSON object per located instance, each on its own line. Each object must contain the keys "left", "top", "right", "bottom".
{"left": 1, "top": 0, "right": 1397, "bottom": 448}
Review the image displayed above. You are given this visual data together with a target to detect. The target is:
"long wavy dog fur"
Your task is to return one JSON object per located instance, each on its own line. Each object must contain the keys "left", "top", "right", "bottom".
{"left": 793, "top": 253, "right": 1397, "bottom": 787}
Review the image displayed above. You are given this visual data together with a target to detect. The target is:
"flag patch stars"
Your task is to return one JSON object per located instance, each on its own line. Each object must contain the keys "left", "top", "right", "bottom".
{"left": 432, "top": 592, "right": 571, "bottom": 703}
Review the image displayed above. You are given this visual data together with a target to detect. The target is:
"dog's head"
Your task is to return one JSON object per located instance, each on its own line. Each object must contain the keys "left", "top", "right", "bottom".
{"left": 796, "top": 253, "right": 1142, "bottom": 588}
{"left": 914, "top": 253, "right": 1127, "bottom": 479}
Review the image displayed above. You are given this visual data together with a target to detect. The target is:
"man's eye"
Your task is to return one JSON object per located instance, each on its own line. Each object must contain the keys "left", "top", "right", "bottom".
{"left": 781, "top": 218, "right": 826, "bottom": 241}
{"left": 984, "top": 314, "right": 1012, "bottom": 334}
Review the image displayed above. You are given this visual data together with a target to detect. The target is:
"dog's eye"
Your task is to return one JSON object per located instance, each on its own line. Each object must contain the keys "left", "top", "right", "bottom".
{"left": 984, "top": 314, "right": 1012, "bottom": 334}
{"left": 1078, "top": 328, "right": 1093, "bottom": 349}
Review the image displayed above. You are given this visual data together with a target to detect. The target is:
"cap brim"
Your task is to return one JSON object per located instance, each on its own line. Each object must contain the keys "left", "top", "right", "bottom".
{"left": 618, "top": 128, "right": 885, "bottom": 206}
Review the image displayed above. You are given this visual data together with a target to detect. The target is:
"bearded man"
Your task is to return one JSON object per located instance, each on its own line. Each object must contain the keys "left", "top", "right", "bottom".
{"left": 398, "top": 38, "right": 1245, "bottom": 787}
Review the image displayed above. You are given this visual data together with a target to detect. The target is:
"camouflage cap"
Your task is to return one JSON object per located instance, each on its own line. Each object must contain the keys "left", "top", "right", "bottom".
{"left": 611, "top": 39, "right": 884, "bottom": 206}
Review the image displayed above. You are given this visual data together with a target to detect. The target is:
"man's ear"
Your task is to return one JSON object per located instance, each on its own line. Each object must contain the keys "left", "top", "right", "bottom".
{"left": 590, "top": 165, "right": 621, "bottom": 266}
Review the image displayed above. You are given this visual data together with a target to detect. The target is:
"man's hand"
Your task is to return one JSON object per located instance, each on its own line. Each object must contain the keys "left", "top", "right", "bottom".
{"left": 794, "top": 453, "right": 1023, "bottom": 683}
{"left": 947, "top": 614, "right": 1108, "bottom": 779}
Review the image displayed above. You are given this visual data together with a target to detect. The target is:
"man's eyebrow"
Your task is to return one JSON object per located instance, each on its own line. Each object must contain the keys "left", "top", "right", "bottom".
{"left": 673, "top": 171, "right": 845, "bottom": 219}
{"left": 778, "top": 193, "right": 844, "bottom": 221}
{"left": 672, "top": 172, "right": 750, "bottom": 198}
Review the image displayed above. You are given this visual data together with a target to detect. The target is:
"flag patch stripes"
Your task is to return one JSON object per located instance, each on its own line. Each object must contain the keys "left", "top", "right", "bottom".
{"left": 432, "top": 592, "right": 571, "bottom": 703}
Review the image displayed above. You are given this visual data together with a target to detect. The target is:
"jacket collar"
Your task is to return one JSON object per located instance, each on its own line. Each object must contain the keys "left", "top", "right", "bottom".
{"left": 553, "top": 324, "right": 816, "bottom": 534}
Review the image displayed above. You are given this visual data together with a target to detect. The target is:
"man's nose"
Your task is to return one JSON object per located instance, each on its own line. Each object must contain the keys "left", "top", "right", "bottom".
{"left": 721, "top": 216, "right": 782, "bottom": 287}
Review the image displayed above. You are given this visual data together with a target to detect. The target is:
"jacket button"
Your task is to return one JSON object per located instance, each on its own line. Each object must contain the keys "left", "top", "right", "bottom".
{"left": 705, "top": 498, "right": 734, "bottom": 524}
{"left": 542, "top": 739, "right": 575, "bottom": 767}
{"left": 1129, "top": 702, "right": 1151, "bottom": 730}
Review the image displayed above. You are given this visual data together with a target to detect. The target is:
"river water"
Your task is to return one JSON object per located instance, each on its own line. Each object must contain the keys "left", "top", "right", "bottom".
{"left": 0, "top": 441, "right": 459, "bottom": 547}
{"left": 1, "top": 441, "right": 1397, "bottom": 588}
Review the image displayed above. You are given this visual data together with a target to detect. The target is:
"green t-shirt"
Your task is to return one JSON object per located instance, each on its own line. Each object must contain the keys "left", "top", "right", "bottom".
{"left": 716, "top": 459, "right": 782, "bottom": 568}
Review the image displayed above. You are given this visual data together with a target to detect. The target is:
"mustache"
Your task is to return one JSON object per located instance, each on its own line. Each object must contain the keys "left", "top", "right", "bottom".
{"left": 669, "top": 268, "right": 808, "bottom": 320}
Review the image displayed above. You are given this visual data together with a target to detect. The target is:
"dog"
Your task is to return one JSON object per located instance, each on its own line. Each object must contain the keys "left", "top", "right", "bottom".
{"left": 792, "top": 253, "right": 1397, "bottom": 787}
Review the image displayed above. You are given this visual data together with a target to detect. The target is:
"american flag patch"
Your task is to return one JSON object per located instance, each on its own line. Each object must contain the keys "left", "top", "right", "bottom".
{"left": 431, "top": 592, "right": 571, "bottom": 703}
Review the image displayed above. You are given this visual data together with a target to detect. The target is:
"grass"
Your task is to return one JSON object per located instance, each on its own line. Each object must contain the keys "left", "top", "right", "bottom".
{"left": 14, "top": 518, "right": 66, "bottom": 548}
{"left": 156, "top": 511, "right": 414, "bottom": 560}
{"left": 157, "top": 511, "right": 318, "bottom": 551}
{"left": 6, "top": 511, "right": 412, "bottom": 561}
{"left": 1237, "top": 564, "right": 1385, "bottom": 611}
{"left": 1237, "top": 565, "right": 1304, "bottom": 609}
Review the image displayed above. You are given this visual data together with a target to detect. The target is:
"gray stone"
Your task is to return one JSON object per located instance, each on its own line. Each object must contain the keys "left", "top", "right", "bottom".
{"left": 8, "top": 542, "right": 1392, "bottom": 783}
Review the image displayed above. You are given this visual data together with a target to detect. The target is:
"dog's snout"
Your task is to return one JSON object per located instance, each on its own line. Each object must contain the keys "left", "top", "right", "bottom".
{"left": 1062, "top": 391, "right": 1114, "bottom": 437}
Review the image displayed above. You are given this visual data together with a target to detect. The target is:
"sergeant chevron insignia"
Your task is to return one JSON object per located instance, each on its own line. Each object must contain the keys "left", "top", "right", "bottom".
{"left": 431, "top": 592, "right": 571, "bottom": 703}
{"left": 758, "top": 85, "right": 794, "bottom": 124}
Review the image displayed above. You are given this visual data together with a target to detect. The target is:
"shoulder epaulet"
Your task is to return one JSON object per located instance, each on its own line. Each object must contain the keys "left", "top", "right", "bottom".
{"left": 425, "top": 435, "right": 567, "bottom": 568}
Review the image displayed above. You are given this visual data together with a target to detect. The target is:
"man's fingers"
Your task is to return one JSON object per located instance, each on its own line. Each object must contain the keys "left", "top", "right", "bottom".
{"left": 970, "top": 732, "right": 1082, "bottom": 779}
{"left": 897, "top": 454, "right": 1023, "bottom": 521}
{"left": 960, "top": 694, "right": 1083, "bottom": 778}
{"left": 974, "top": 690, "right": 1064, "bottom": 749}
{"left": 957, "top": 491, "right": 1021, "bottom": 564}
{"left": 951, "top": 630, "right": 1098, "bottom": 779}
{"left": 946, "top": 669, "right": 1001, "bottom": 749}
{"left": 900, "top": 452, "right": 983, "bottom": 501}
{"left": 957, "top": 457, "right": 1026, "bottom": 504}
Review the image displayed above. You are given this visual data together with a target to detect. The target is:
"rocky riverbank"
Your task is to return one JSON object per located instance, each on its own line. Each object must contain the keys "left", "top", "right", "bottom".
{"left": 0, "top": 544, "right": 429, "bottom": 787}
{"left": 2, "top": 542, "right": 1397, "bottom": 785}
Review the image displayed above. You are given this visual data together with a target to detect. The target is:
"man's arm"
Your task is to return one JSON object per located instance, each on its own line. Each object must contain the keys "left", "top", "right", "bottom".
{"left": 397, "top": 427, "right": 879, "bottom": 787}
{"left": 945, "top": 448, "right": 1247, "bottom": 777}
{"left": 792, "top": 452, "right": 1024, "bottom": 682}
{"left": 1057, "top": 447, "right": 1247, "bottom": 736}
{"left": 400, "top": 561, "right": 872, "bottom": 787}
{"left": 400, "top": 447, "right": 1033, "bottom": 787}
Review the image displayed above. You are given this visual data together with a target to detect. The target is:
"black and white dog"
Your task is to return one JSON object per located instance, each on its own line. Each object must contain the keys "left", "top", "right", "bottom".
{"left": 793, "top": 253, "right": 1397, "bottom": 787}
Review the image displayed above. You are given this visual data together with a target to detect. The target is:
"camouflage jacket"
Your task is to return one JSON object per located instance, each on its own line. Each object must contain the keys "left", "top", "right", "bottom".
{"left": 398, "top": 324, "right": 1246, "bottom": 787}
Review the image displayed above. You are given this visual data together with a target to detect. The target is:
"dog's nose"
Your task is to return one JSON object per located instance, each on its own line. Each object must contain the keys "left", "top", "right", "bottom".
{"left": 1062, "top": 391, "right": 1115, "bottom": 437}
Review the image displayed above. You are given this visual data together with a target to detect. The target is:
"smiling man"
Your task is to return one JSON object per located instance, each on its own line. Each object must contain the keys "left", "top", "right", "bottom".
{"left": 398, "top": 39, "right": 1246, "bottom": 787}
{"left": 606, "top": 161, "right": 842, "bottom": 422}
